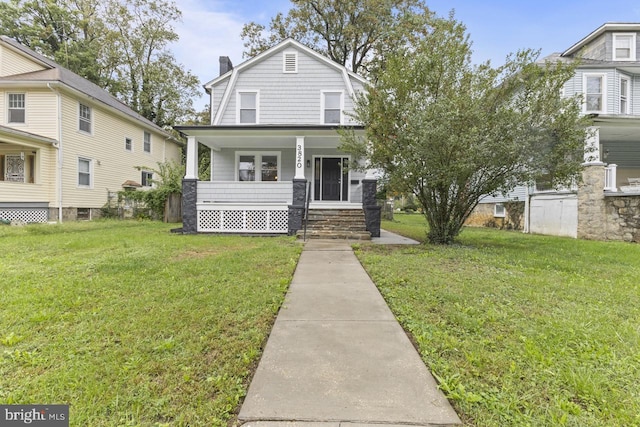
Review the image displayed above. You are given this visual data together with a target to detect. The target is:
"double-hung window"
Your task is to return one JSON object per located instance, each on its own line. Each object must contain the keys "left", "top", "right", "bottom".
{"left": 78, "top": 158, "right": 92, "bottom": 187}
{"left": 322, "top": 92, "right": 342, "bottom": 124}
{"left": 584, "top": 74, "right": 606, "bottom": 113}
{"left": 238, "top": 91, "right": 258, "bottom": 124}
{"left": 79, "top": 103, "right": 92, "bottom": 133}
{"left": 141, "top": 171, "right": 153, "bottom": 187}
{"left": 620, "top": 76, "right": 630, "bottom": 114}
{"left": 237, "top": 152, "right": 280, "bottom": 182}
{"left": 125, "top": 137, "right": 133, "bottom": 152}
{"left": 613, "top": 33, "right": 636, "bottom": 61}
{"left": 8, "top": 93, "right": 25, "bottom": 124}
{"left": 143, "top": 131, "right": 151, "bottom": 153}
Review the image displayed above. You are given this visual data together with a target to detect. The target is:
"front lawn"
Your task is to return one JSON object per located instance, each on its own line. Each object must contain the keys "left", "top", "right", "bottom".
{"left": 356, "top": 214, "right": 640, "bottom": 426}
{"left": 0, "top": 221, "right": 301, "bottom": 426}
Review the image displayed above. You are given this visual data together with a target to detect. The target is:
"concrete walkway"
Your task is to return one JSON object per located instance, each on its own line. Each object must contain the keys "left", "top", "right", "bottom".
{"left": 238, "top": 234, "right": 461, "bottom": 427}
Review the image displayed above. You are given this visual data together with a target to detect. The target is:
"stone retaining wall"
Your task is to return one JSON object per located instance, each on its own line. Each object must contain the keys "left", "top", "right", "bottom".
{"left": 604, "top": 195, "right": 640, "bottom": 242}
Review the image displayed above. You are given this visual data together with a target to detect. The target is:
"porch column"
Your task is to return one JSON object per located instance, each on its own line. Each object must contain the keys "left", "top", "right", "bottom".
{"left": 185, "top": 136, "right": 199, "bottom": 179}
{"left": 577, "top": 163, "right": 607, "bottom": 240}
{"left": 584, "top": 126, "right": 602, "bottom": 164}
{"left": 295, "top": 136, "right": 305, "bottom": 179}
{"left": 182, "top": 136, "right": 199, "bottom": 234}
{"left": 362, "top": 178, "right": 381, "bottom": 238}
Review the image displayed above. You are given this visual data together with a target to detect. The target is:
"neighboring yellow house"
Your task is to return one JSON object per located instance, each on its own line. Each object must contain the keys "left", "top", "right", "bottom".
{"left": 0, "top": 36, "right": 183, "bottom": 222}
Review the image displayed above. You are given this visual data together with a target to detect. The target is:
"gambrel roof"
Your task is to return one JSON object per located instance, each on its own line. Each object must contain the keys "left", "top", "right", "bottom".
{"left": 561, "top": 22, "right": 640, "bottom": 57}
{"left": 204, "top": 38, "right": 368, "bottom": 126}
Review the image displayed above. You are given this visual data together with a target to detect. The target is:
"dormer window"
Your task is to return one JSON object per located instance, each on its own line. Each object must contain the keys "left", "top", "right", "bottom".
{"left": 283, "top": 51, "right": 298, "bottom": 73}
{"left": 613, "top": 33, "right": 636, "bottom": 61}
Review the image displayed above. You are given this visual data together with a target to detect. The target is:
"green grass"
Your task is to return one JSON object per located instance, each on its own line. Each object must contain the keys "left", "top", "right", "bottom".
{"left": 0, "top": 220, "right": 302, "bottom": 426}
{"left": 355, "top": 214, "right": 640, "bottom": 426}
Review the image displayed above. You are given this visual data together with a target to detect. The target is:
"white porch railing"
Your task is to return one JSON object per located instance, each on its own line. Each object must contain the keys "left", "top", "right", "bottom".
{"left": 196, "top": 181, "right": 292, "bottom": 233}
{"left": 604, "top": 164, "right": 617, "bottom": 192}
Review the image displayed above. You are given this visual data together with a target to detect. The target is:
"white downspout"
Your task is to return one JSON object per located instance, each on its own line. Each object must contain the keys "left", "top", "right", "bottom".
{"left": 48, "top": 83, "right": 63, "bottom": 223}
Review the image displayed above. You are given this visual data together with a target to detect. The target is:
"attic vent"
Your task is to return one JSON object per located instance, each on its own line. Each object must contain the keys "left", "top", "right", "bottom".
{"left": 283, "top": 52, "right": 297, "bottom": 73}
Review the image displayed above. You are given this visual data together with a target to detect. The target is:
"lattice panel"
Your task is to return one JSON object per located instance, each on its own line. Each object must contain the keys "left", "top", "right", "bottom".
{"left": 246, "top": 210, "right": 268, "bottom": 231}
{"left": 270, "top": 210, "right": 289, "bottom": 232}
{"left": 0, "top": 209, "right": 48, "bottom": 223}
{"left": 198, "top": 210, "right": 221, "bottom": 231}
{"left": 222, "top": 210, "right": 244, "bottom": 231}
{"left": 197, "top": 208, "right": 288, "bottom": 233}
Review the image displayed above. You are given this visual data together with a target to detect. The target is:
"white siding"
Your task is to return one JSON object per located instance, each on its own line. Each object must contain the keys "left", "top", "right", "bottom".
{"left": 0, "top": 45, "right": 46, "bottom": 77}
{"left": 479, "top": 185, "right": 529, "bottom": 204}
{"left": 219, "top": 48, "right": 354, "bottom": 125}
{"left": 58, "top": 91, "right": 181, "bottom": 209}
{"left": 0, "top": 89, "right": 58, "bottom": 138}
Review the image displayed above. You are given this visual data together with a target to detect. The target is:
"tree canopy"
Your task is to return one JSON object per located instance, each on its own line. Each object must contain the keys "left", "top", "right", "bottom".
{"left": 0, "top": 0, "right": 200, "bottom": 127}
{"left": 340, "top": 16, "right": 592, "bottom": 244}
{"left": 241, "top": 0, "right": 432, "bottom": 74}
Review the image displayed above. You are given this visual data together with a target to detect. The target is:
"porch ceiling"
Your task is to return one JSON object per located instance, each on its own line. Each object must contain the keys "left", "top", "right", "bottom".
{"left": 595, "top": 117, "right": 640, "bottom": 143}
{"left": 175, "top": 125, "right": 364, "bottom": 150}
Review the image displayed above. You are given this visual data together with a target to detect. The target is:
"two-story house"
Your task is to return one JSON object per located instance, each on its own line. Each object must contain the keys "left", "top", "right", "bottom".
{"left": 469, "top": 23, "right": 640, "bottom": 241}
{"left": 176, "top": 39, "right": 380, "bottom": 238}
{"left": 0, "top": 36, "right": 183, "bottom": 223}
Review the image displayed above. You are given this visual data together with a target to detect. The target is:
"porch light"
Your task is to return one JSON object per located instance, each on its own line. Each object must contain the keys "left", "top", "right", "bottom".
{"left": 306, "top": 160, "right": 311, "bottom": 168}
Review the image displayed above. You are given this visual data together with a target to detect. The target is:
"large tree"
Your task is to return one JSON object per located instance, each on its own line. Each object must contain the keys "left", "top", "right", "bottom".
{"left": 241, "top": 0, "right": 432, "bottom": 74}
{"left": 340, "top": 16, "right": 592, "bottom": 244}
{"left": 0, "top": 0, "right": 199, "bottom": 127}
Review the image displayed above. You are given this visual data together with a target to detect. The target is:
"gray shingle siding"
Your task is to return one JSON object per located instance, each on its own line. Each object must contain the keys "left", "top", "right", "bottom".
{"left": 218, "top": 48, "right": 357, "bottom": 125}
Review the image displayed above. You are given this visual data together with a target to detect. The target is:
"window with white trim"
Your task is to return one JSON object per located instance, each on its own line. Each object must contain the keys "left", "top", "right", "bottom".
{"left": 125, "top": 137, "right": 132, "bottom": 152}
{"left": 613, "top": 33, "right": 636, "bottom": 61}
{"left": 238, "top": 91, "right": 258, "bottom": 124}
{"left": 79, "top": 103, "right": 92, "bottom": 133}
{"left": 78, "top": 157, "right": 92, "bottom": 187}
{"left": 8, "top": 93, "right": 25, "bottom": 124}
{"left": 620, "top": 76, "right": 630, "bottom": 114}
{"left": 494, "top": 203, "right": 506, "bottom": 218}
{"left": 322, "top": 92, "right": 342, "bottom": 124}
{"left": 236, "top": 152, "right": 280, "bottom": 181}
{"left": 283, "top": 51, "right": 298, "bottom": 73}
{"left": 584, "top": 74, "right": 606, "bottom": 113}
{"left": 141, "top": 170, "right": 153, "bottom": 187}
{"left": 143, "top": 131, "right": 151, "bottom": 153}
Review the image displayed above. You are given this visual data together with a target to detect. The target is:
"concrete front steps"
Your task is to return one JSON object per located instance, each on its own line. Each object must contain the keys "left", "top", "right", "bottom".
{"left": 297, "top": 209, "right": 371, "bottom": 240}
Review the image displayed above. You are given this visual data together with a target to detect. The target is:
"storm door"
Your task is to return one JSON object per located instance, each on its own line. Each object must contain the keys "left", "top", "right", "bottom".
{"left": 313, "top": 157, "right": 349, "bottom": 201}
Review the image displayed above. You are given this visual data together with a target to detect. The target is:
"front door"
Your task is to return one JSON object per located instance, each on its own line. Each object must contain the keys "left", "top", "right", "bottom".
{"left": 314, "top": 157, "right": 349, "bottom": 201}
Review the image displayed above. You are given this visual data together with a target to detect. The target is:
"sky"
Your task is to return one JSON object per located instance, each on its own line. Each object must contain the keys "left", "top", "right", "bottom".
{"left": 170, "top": 0, "right": 640, "bottom": 110}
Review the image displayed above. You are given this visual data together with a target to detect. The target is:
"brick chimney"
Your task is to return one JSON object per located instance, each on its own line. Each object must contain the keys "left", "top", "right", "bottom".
{"left": 219, "top": 56, "right": 233, "bottom": 76}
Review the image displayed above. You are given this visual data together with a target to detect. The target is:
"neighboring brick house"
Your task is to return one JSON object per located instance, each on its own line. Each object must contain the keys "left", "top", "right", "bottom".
{"left": 175, "top": 39, "right": 380, "bottom": 238}
{"left": 0, "top": 36, "right": 182, "bottom": 222}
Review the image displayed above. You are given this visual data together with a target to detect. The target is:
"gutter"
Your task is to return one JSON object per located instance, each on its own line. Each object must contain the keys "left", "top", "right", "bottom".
{"left": 48, "top": 83, "right": 63, "bottom": 223}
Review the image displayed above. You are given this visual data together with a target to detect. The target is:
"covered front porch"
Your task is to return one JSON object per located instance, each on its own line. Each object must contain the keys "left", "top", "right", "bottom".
{"left": 587, "top": 118, "right": 640, "bottom": 193}
{"left": 175, "top": 125, "right": 380, "bottom": 235}
{"left": 0, "top": 125, "right": 57, "bottom": 223}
